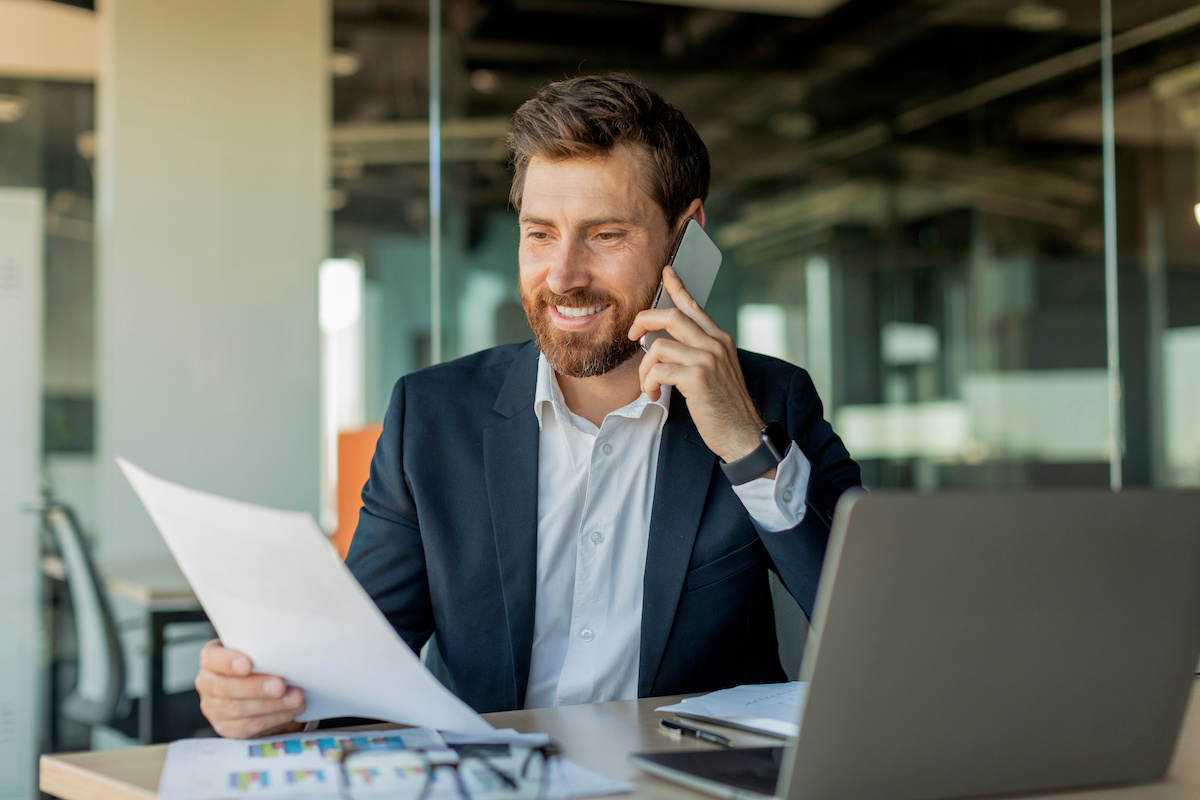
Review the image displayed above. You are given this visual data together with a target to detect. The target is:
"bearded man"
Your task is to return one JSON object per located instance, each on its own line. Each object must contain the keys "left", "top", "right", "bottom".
{"left": 194, "top": 73, "right": 861, "bottom": 739}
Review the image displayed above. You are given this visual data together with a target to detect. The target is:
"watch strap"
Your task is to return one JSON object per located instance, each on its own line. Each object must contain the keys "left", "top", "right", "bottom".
{"left": 720, "top": 421, "right": 790, "bottom": 485}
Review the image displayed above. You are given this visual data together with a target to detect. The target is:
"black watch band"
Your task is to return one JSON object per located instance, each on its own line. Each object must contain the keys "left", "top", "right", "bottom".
{"left": 720, "top": 421, "right": 790, "bottom": 485}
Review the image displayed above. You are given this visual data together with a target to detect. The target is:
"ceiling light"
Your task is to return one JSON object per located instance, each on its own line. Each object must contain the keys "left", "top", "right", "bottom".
{"left": 1006, "top": 4, "right": 1067, "bottom": 33}
{"left": 329, "top": 49, "right": 362, "bottom": 78}
{"left": 0, "top": 95, "right": 29, "bottom": 124}
{"left": 1193, "top": 202, "right": 1200, "bottom": 228}
{"left": 470, "top": 69, "right": 499, "bottom": 94}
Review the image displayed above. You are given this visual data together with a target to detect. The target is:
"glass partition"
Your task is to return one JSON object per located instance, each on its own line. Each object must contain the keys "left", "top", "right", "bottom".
{"left": 333, "top": 0, "right": 1176, "bottom": 490}
{"left": 1109, "top": 0, "right": 1200, "bottom": 488}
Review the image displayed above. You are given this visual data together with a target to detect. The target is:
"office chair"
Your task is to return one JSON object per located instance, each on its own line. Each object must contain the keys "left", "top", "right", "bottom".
{"left": 42, "top": 502, "right": 211, "bottom": 744}
{"left": 43, "top": 503, "right": 138, "bottom": 738}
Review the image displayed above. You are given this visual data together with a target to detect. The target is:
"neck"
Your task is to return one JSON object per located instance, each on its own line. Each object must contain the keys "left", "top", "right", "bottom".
{"left": 554, "top": 352, "right": 645, "bottom": 428}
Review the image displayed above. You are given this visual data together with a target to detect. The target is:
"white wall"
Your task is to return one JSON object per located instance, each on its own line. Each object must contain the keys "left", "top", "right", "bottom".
{"left": 95, "top": 0, "right": 328, "bottom": 558}
{"left": 0, "top": 188, "right": 44, "bottom": 799}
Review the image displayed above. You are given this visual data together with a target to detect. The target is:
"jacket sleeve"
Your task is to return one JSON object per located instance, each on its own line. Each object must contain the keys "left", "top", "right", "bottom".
{"left": 343, "top": 377, "right": 436, "bottom": 655}
{"left": 753, "top": 365, "right": 862, "bottom": 618}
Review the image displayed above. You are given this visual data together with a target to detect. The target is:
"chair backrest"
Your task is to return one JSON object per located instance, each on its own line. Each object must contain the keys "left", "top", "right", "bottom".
{"left": 43, "top": 503, "right": 127, "bottom": 726}
{"left": 333, "top": 422, "right": 383, "bottom": 559}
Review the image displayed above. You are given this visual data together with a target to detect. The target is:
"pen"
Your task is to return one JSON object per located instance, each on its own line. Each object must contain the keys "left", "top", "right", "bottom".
{"left": 659, "top": 718, "right": 733, "bottom": 747}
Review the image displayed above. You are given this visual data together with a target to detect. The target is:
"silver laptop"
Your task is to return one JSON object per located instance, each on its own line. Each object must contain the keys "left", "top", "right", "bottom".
{"left": 633, "top": 489, "right": 1200, "bottom": 800}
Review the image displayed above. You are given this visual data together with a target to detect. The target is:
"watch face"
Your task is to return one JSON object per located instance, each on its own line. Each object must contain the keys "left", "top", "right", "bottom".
{"left": 763, "top": 421, "right": 790, "bottom": 460}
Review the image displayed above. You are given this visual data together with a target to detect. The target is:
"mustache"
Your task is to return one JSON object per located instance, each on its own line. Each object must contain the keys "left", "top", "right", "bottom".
{"left": 535, "top": 288, "right": 619, "bottom": 308}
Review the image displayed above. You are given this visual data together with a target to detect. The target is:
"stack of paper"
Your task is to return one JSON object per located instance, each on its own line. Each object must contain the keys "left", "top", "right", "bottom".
{"left": 158, "top": 727, "right": 632, "bottom": 800}
{"left": 656, "top": 682, "right": 807, "bottom": 738}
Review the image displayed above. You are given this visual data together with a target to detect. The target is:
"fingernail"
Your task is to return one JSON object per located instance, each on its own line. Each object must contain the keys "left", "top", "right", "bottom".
{"left": 286, "top": 689, "right": 302, "bottom": 707}
{"left": 664, "top": 265, "right": 676, "bottom": 278}
{"left": 233, "top": 657, "right": 251, "bottom": 674}
{"left": 265, "top": 678, "right": 285, "bottom": 696}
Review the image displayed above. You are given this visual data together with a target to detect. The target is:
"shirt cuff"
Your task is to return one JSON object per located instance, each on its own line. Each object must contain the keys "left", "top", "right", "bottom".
{"left": 730, "top": 443, "right": 811, "bottom": 533}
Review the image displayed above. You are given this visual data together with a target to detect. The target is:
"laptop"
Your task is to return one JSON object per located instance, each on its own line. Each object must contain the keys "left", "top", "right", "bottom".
{"left": 632, "top": 489, "right": 1200, "bottom": 800}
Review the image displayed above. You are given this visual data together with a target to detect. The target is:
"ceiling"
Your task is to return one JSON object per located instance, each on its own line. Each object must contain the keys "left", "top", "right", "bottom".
{"left": 39, "top": 0, "right": 1200, "bottom": 263}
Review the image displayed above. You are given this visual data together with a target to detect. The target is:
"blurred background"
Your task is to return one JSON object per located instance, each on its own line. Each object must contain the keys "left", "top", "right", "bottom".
{"left": 3, "top": 0, "right": 1200, "bottom": 796}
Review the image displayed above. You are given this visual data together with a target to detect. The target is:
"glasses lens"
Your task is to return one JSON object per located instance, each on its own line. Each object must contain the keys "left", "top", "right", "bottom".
{"left": 341, "top": 744, "right": 554, "bottom": 800}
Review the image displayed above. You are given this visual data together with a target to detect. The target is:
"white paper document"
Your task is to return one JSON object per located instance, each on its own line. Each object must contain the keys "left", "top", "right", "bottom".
{"left": 656, "top": 682, "right": 807, "bottom": 738}
{"left": 118, "top": 458, "right": 490, "bottom": 734}
{"left": 158, "top": 727, "right": 632, "bottom": 800}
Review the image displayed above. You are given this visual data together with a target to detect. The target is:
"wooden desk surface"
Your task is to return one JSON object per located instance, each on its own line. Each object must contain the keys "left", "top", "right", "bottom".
{"left": 42, "top": 554, "right": 198, "bottom": 610}
{"left": 40, "top": 681, "right": 1200, "bottom": 800}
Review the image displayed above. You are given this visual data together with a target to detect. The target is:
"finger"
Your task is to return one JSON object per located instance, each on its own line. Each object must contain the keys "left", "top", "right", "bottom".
{"left": 642, "top": 362, "right": 703, "bottom": 400}
{"left": 629, "top": 307, "right": 711, "bottom": 348}
{"left": 197, "top": 670, "right": 290, "bottom": 700}
{"left": 200, "top": 640, "right": 254, "bottom": 676}
{"left": 661, "top": 266, "right": 723, "bottom": 337}
{"left": 204, "top": 687, "right": 305, "bottom": 721}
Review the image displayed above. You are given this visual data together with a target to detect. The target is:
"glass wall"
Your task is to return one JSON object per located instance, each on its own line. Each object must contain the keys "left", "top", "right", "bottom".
{"left": 331, "top": 0, "right": 1200, "bottom": 491}
{"left": 1110, "top": 1, "right": 1200, "bottom": 488}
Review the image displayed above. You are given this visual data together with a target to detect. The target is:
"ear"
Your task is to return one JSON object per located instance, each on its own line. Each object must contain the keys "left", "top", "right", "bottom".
{"left": 682, "top": 198, "right": 706, "bottom": 229}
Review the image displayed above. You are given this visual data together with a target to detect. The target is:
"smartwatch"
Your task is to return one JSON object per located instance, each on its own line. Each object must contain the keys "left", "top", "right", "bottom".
{"left": 720, "top": 421, "right": 790, "bottom": 485}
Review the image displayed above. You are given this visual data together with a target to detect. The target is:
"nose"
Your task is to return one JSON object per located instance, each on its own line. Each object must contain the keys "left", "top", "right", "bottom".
{"left": 545, "top": 238, "right": 590, "bottom": 296}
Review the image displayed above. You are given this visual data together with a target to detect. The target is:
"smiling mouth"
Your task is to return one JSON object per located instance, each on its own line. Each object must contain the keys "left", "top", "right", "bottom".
{"left": 555, "top": 304, "right": 608, "bottom": 319}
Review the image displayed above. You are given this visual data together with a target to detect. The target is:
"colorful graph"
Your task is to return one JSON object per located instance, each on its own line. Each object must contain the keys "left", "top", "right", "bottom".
{"left": 247, "top": 734, "right": 409, "bottom": 758}
{"left": 229, "top": 771, "right": 269, "bottom": 790}
{"left": 394, "top": 763, "right": 427, "bottom": 778}
{"left": 349, "top": 767, "right": 381, "bottom": 786}
{"left": 285, "top": 769, "right": 326, "bottom": 785}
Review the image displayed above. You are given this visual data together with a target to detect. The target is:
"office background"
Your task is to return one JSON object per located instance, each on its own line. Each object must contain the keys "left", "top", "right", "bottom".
{"left": 2, "top": 0, "right": 1200, "bottom": 798}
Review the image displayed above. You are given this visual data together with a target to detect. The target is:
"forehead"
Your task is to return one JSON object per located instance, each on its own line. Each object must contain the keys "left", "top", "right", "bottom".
{"left": 519, "top": 146, "right": 663, "bottom": 225}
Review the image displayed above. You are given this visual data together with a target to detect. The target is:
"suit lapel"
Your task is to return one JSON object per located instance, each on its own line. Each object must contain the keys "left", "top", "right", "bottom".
{"left": 639, "top": 390, "right": 716, "bottom": 696}
{"left": 483, "top": 342, "right": 540, "bottom": 710}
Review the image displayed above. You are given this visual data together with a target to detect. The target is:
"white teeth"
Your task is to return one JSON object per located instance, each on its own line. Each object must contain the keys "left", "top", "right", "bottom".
{"left": 555, "top": 304, "right": 607, "bottom": 319}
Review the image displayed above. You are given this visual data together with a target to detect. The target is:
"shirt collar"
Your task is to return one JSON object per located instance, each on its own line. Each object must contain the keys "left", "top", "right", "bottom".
{"left": 534, "top": 352, "right": 670, "bottom": 432}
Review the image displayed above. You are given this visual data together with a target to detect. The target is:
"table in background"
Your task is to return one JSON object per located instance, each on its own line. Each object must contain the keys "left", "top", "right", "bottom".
{"left": 40, "top": 681, "right": 1200, "bottom": 800}
{"left": 43, "top": 555, "right": 209, "bottom": 746}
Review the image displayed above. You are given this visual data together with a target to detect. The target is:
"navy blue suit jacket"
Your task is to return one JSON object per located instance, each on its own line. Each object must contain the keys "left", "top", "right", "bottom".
{"left": 345, "top": 341, "right": 861, "bottom": 713}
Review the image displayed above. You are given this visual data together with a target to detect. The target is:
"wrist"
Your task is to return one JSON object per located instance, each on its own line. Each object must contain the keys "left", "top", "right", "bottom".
{"left": 720, "top": 421, "right": 790, "bottom": 486}
{"left": 719, "top": 425, "right": 766, "bottom": 464}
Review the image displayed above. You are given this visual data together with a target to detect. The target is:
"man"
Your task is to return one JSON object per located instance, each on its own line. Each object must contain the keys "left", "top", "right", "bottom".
{"left": 195, "top": 74, "right": 861, "bottom": 739}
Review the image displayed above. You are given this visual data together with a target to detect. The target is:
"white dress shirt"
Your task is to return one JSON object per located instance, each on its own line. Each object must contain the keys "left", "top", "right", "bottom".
{"left": 524, "top": 354, "right": 813, "bottom": 708}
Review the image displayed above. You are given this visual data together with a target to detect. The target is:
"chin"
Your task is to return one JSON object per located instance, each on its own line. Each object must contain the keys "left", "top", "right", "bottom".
{"left": 539, "top": 337, "right": 639, "bottom": 379}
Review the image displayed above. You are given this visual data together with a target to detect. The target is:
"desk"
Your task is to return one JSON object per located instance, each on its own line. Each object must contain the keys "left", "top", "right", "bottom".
{"left": 43, "top": 555, "right": 209, "bottom": 745}
{"left": 40, "top": 680, "right": 1200, "bottom": 800}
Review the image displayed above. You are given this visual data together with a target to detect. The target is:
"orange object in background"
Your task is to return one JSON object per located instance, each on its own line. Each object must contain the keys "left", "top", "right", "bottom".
{"left": 333, "top": 423, "right": 383, "bottom": 559}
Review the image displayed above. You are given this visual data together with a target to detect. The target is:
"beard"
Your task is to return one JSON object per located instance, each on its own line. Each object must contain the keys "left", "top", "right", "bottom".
{"left": 520, "top": 277, "right": 659, "bottom": 379}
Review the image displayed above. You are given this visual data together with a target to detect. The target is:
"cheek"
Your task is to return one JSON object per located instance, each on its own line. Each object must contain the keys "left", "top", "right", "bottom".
{"left": 518, "top": 245, "right": 548, "bottom": 281}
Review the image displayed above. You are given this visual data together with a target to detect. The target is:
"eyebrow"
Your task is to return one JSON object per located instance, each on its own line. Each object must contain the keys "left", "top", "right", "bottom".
{"left": 518, "top": 215, "right": 640, "bottom": 229}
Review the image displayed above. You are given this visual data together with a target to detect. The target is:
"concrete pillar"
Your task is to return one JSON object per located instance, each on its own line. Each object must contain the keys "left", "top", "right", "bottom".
{"left": 0, "top": 187, "right": 44, "bottom": 800}
{"left": 96, "top": 0, "right": 328, "bottom": 558}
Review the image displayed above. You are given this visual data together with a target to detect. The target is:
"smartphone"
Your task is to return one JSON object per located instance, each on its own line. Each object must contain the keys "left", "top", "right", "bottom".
{"left": 641, "top": 218, "right": 723, "bottom": 351}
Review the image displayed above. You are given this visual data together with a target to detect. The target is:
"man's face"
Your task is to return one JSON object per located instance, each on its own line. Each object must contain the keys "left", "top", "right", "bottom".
{"left": 517, "top": 145, "right": 672, "bottom": 378}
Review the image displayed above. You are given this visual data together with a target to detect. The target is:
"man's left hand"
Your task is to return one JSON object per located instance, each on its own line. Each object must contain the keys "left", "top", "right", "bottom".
{"left": 629, "top": 265, "right": 772, "bottom": 474}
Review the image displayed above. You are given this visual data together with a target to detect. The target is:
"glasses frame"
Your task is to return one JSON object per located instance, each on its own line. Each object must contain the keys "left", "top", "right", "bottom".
{"left": 328, "top": 739, "right": 562, "bottom": 800}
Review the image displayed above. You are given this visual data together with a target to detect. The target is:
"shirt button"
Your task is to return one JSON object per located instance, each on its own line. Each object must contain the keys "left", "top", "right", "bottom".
{"left": 782, "top": 489, "right": 794, "bottom": 503}
{"left": 601, "top": 443, "right": 613, "bottom": 456}
{"left": 580, "top": 628, "right": 594, "bottom": 642}
{"left": 590, "top": 531, "right": 604, "bottom": 545}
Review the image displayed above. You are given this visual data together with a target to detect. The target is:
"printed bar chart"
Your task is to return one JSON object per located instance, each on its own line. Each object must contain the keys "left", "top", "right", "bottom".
{"left": 248, "top": 734, "right": 410, "bottom": 758}
{"left": 229, "top": 771, "right": 269, "bottom": 790}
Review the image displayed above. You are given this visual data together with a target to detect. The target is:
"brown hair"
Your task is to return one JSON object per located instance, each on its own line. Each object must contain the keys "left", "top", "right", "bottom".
{"left": 507, "top": 73, "right": 710, "bottom": 227}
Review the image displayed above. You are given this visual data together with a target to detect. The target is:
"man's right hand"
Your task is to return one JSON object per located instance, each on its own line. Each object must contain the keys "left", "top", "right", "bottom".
{"left": 195, "top": 639, "right": 307, "bottom": 739}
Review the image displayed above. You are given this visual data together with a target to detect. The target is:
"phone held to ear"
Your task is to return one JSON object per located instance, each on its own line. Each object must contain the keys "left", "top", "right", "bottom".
{"left": 641, "top": 218, "right": 723, "bottom": 351}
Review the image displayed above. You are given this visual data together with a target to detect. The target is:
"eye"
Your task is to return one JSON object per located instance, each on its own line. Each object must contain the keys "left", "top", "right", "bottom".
{"left": 525, "top": 230, "right": 549, "bottom": 241}
{"left": 595, "top": 231, "right": 622, "bottom": 242}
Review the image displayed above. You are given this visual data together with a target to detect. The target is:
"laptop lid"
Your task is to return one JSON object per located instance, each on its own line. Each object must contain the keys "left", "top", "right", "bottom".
{"left": 780, "top": 489, "right": 1200, "bottom": 800}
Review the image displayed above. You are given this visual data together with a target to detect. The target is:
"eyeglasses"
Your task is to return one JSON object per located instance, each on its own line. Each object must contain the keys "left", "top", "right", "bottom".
{"left": 326, "top": 740, "right": 562, "bottom": 800}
